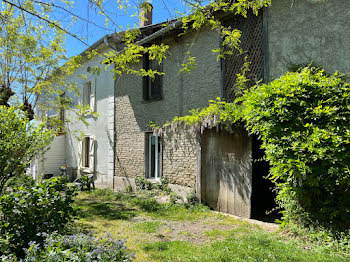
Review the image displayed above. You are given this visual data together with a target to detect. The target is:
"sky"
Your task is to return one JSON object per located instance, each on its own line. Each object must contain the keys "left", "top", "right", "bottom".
{"left": 61, "top": 0, "right": 189, "bottom": 57}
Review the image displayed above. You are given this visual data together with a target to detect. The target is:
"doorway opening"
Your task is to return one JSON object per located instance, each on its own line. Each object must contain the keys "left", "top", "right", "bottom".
{"left": 251, "top": 135, "right": 280, "bottom": 222}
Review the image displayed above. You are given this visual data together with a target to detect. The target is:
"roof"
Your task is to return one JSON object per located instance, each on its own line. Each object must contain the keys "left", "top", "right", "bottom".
{"left": 78, "top": 19, "right": 177, "bottom": 58}
{"left": 78, "top": 7, "right": 236, "bottom": 59}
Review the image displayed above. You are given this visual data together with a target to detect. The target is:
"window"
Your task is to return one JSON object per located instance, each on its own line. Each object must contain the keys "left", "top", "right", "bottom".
{"left": 145, "top": 133, "right": 162, "bottom": 179}
{"left": 143, "top": 52, "right": 163, "bottom": 101}
{"left": 80, "top": 79, "right": 96, "bottom": 111}
{"left": 80, "top": 136, "right": 95, "bottom": 171}
{"left": 83, "top": 81, "right": 91, "bottom": 106}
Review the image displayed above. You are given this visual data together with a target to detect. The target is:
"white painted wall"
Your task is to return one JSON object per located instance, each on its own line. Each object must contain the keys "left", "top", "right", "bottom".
{"left": 65, "top": 49, "right": 115, "bottom": 188}
{"left": 29, "top": 135, "right": 66, "bottom": 179}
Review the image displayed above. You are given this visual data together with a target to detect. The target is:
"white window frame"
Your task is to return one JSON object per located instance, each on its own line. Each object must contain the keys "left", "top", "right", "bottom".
{"left": 80, "top": 78, "right": 96, "bottom": 112}
{"left": 79, "top": 136, "right": 95, "bottom": 173}
{"left": 146, "top": 133, "right": 162, "bottom": 180}
{"left": 82, "top": 81, "right": 91, "bottom": 106}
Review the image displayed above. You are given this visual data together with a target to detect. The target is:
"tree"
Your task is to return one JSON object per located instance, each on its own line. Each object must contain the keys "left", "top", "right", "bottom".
{"left": 0, "top": 2, "right": 83, "bottom": 121}
{"left": 0, "top": 106, "right": 54, "bottom": 195}
{"left": 0, "top": 0, "right": 272, "bottom": 115}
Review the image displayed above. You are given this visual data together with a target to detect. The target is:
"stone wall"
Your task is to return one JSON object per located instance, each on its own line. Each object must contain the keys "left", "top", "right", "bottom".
{"left": 162, "top": 130, "right": 198, "bottom": 188}
{"left": 267, "top": 0, "right": 350, "bottom": 80}
{"left": 114, "top": 27, "right": 221, "bottom": 189}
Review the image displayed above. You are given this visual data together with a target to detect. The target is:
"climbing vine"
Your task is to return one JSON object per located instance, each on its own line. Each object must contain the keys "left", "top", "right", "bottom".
{"left": 151, "top": 98, "right": 240, "bottom": 136}
{"left": 157, "top": 67, "right": 350, "bottom": 237}
{"left": 101, "top": 0, "right": 271, "bottom": 79}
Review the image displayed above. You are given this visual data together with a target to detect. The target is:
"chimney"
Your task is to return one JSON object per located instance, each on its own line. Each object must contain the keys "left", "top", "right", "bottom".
{"left": 140, "top": 2, "right": 153, "bottom": 27}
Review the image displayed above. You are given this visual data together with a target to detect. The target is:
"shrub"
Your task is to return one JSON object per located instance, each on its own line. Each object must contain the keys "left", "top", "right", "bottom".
{"left": 0, "top": 106, "right": 54, "bottom": 195}
{"left": 0, "top": 176, "right": 77, "bottom": 257}
{"left": 186, "top": 189, "right": 199, "bottom": 207}
{"left": 135, "top": 176, "right": 152, "bottom": 190}
{"left": 240, "top": 67, "right": 350, "bottom": 231}
{"left": 156, "top": 178, "right": 171, "bottom": 193}
{"left": 24, "top": 232, "right": 133, "bottom": 262}
{"left": 125, "top": 185, "right": 133, "bottom": 192}
{"left": 169, "top": 192, "right": 182, "bottom": 204}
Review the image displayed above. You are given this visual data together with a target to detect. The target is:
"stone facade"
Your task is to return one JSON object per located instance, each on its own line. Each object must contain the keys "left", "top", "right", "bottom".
{"left": 114, "top": 27, "right": 221, "bottom": 190}
{"left": 162, "top": 130, "right": 198, "bottom": 188}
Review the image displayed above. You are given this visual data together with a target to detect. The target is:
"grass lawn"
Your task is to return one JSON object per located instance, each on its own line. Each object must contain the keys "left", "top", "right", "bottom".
{"left": 73, "top": 189, "right": 347, "bottom": 262}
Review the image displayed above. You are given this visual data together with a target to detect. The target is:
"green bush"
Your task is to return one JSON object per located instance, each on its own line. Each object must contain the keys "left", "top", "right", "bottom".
{"left": 240, "top": 67, "right": 350, "bottom": 231}
{"left": 135, "top": 176, "right": 152, "bottom": 190}
{"left": 0, "top": 106, "right": 54, "bottom": 195}
{"left": 186, "top": 189, "right": 199, "bottom": 207}
{"left": 157, "top": 177, "right": 171, "bottom": 193}
{"left": 169, "top": 192, "right": 181, "bottom": 204}
{"left": 0, "top": 176, "right": 77, "bottom": 257}
{"left": 23, "top": 232, "right": 133, "bottom": 262}
{"left": 125, "top": 185, "right": 133, "bottom": 192}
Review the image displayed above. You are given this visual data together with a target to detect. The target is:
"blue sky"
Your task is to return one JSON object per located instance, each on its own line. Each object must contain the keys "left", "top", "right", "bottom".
{"left": 62, "top": 0, "right": 188, "bottom": 57}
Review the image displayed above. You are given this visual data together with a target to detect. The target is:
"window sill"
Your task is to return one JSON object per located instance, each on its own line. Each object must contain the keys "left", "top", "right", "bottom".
{"left": 80, "top": 167, "right": 93, "bottom": 174}
{"left": 145, "top": 177, "right": 161, "bottom": 182}
{"left": 142, "top": 97, "right": 163, "bottom": 104}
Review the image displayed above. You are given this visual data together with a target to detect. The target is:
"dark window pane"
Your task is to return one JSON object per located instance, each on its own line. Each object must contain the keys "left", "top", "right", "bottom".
{"left": 84, "top": 137, "right": 90, "bottom": 168}
{"left": 150, "top": 136, "right": 155, "bottom": 178}
{"left": 143, "top": 53, "right": 162, "bottom": 100}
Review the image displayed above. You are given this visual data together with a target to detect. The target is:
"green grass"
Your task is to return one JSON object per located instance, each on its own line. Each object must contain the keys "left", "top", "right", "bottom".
{"left": 133, "top": 221, "right": 162, "bottom": 233}
{"left": 142, "top": 232, "right": 345, "bottom": 262}
{"left": 73, "top": 189, "right": 347, "bottom": 262}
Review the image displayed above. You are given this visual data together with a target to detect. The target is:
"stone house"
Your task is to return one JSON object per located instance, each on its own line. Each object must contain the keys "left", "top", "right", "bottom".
{"left": 113, "top": 7, "right": 264, "bottom": 218}
{"left": 32, "top": 0, "right": 350, "bottom": 219}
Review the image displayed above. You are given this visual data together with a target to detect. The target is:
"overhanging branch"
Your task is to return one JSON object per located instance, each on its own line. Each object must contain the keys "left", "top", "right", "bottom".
{"left": 2, "top": 0, "right": 89, "bottom": 46}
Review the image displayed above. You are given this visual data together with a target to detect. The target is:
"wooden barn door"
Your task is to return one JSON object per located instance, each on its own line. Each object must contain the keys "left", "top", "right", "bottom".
{"left": 200, "top": 128, "right": 252, "bottom": 218}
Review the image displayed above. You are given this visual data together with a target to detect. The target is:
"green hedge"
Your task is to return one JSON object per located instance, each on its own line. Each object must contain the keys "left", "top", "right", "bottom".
{"left": 240, "top": 67, "right": 350, "bottom": 231}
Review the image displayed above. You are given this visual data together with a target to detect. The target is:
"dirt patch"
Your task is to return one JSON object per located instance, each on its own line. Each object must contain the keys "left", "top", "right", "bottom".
{"left": 129, "top": 212, "right": 278, "bottom": 245}
{"left": 212, "top": 211, "right": 279, "bottom": 232}
{"left": 156, "top": 218, "right": 243, "bottom": 244}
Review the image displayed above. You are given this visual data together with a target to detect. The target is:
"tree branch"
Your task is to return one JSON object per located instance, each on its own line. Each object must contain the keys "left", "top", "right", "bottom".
{"left": 1, "top": 0, "right": 89, "bottom": 46}
{"left": 30, "top": 0, "right": 113, "bottom": 32}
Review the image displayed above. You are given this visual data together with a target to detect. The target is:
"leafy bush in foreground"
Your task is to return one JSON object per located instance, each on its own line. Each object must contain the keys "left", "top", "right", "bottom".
{"left": 0, "top": 176, "right": 77, "bottom": 257}
{"left": 240, "top": 67, "right": 350, "bottom": 231}
{"left": 0, "top": 105, "right": 54, "bottom": 195}
{"left": 24, "top": 232, "right": 133, "bottom": 262}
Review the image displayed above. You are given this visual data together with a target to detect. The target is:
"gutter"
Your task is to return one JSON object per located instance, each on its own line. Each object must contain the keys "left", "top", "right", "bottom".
{"left": 135, "top": 19, "right": 183, "bottom": 46}
{"left": 104, "top": 34, "right": 118, "bottom": 51}
{"left": 77, "top": 34, "right": 114, "bottom": 58}
{"left": 77, "top": 20, "right": 176, "bottom": 59}
{"left": 135, "top": 6, "right": 238, "bottom": 47}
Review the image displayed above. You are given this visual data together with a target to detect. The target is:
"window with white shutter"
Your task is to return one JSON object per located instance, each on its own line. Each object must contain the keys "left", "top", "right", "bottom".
{"left": 80, "top": 136, "right": 95, "bottom": 172}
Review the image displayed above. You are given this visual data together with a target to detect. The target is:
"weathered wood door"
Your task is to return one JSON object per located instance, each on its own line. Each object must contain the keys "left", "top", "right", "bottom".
{"left": 200, "top": 128, "right": 252, "bottom": 218}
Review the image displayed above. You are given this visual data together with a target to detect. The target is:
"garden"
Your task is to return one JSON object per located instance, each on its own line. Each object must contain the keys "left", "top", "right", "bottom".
{"left": 1, "top": 176, "right": 347, "bottom": 261}
{"left": 1, "top": 67, "right": 350, "bottom": 261}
